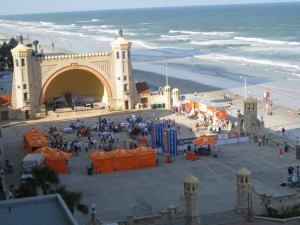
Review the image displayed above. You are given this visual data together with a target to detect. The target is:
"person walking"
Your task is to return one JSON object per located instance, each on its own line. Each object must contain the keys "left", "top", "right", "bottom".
{"left": 279, "top": 148, "right": 283, "bottom": 159}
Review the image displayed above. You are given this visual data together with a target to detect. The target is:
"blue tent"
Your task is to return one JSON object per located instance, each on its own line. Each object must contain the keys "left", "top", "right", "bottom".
{"left": 53, "top": 97, "right": 66, "bottom": 103}
{"left": 72, "top": 96, "right": 85, "bottom": 103}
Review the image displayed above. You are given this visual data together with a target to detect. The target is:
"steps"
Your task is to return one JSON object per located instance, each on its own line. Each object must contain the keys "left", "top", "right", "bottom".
{"left": 200, "top": 210, "right": 246, "bottom": 225}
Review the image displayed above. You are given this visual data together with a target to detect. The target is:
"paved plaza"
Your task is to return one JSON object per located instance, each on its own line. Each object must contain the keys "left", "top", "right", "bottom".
{"left": 1, "top": 105, "right": 300, "bottom": 225}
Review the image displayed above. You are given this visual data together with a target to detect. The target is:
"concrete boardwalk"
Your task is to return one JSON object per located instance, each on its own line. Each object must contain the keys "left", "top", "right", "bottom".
{"left": 1, "top": 94, "right": 300, "bottom": 224}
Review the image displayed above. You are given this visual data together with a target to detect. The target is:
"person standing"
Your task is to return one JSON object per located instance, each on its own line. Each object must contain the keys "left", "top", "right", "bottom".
{"left": 282, "top": 127, "right": 286, "bottom": 137}
{"left": 268, "top": 134, "right": 273, "bottom": 146}
{"left": 258, "top": 136, "right": 262, "bottom": 147}
{"left": 297, "top": 166, "right": 300, "bottom": 183}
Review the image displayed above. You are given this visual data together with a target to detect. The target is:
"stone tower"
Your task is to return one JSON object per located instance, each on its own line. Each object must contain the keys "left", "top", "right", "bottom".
{"left": 111, "top": 29, "right": 139, "bottom": 110}
{"left": 184, "top": 174, "right": 199, "bottom": 225}
{"left": 164, "top": 85, "right": 172, "bottom": 109}
{"left": 236, "top": 167, "right": 251, "bottom": 215}
{"left": 242, "top": 97, "right": 264, "bottom": 137}
{"left": 172, "top": 88, "right": 180, "bottom": 106}
{"left": 11, "top": 43, "right": 36, "bottom": 119}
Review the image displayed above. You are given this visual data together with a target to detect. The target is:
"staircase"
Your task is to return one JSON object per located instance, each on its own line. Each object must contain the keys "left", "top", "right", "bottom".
{"left": 200, "top": 210, "right": 246, "bottom": 225}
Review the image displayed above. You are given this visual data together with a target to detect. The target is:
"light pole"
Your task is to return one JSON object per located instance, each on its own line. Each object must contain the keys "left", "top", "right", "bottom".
{"left": 164, "top": 61, "right": 169, "bottom": 86}
{"left": 240, "top": 76, "right": 247, "bottom": 100}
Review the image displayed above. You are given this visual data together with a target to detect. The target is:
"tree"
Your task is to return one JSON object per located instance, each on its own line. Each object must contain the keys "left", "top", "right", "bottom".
{"left": 50, "top": 185, "right": 88, "bottom": 215}
{"left": 32, "top": 166, "right": 59, "bottom": 195}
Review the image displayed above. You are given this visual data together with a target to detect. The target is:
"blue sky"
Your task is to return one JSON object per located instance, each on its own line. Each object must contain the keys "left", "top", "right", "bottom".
{"left": 2, "top": 0, "right": 300, "bottom": 15}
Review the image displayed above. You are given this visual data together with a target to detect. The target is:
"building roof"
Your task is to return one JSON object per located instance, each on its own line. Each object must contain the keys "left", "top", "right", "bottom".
{"left": 0, "top": 194, "right": 79, "bottom": 225}
{"left": 184, "top": 174, "right": 199, "bottom": 184}
{"left": 0, "top": 94, "right": 12, "bottom": 107}
{"left": 11, "top": 43, "right": 32, "bottom": 54}
{"left": 136, "top": 82, "right": 151, "bottom": 95}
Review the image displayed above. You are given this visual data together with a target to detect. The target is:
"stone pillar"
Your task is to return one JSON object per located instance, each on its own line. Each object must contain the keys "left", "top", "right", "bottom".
{"left": 236, "top": 167, "right": 251, "bottom": 215}
{"left": 164, "top": 85, "right": 172, "bottom": 109}
{"left": 184, "top": 175, "right": 199, "bottom": 225}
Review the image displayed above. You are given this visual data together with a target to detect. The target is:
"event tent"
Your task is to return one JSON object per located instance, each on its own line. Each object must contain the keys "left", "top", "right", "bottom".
{"left": 45, "top": 150, "right": 72, "bottom": 174}
{"left": 113, "top": 149, "right": 136, "bottom": 172}
{"left": 23, "top": 128, "right": 44, "bottom": 137}
{"left": 53, "top": 97, "right": 66, "bottom": 103}
{"left": 23, "top": 128, "right": 48, "bottom": 152}
{"left": 34, "top": 147, "right": 57, "bottom": 157}
{"left": 88, "top": 149, "right": 115, "bottom": 173}
{"left": 25, "top": 136, "right": 49, "bottom": 153}
{"left": 193, "top": 134, "right": 217, "bottom": 146}
{"left": 135, "top": 146, "right": 156, "bottom": 168}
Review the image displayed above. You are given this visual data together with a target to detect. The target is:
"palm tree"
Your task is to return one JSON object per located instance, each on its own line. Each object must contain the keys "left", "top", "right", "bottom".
{"left": 50, "top": 185, "right": 88, "bottom": 215}
{"left": 32, "top": 166, "right": 59, "bottom": 195}
{"left": 14, "top": 178, "right": 37, "bottom": 198}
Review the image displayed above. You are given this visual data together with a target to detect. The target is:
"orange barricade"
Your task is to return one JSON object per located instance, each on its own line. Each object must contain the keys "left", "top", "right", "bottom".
{"left": 186, "top": 152, "right": 199, "bottom": 161}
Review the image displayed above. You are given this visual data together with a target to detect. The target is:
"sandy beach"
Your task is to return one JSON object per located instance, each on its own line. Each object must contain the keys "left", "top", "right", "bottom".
{"left": 1, "top": 34, "right": 299, "bottom": 143}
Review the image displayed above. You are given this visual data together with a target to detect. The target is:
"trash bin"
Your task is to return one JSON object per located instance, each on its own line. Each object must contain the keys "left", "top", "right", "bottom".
{"left": 161, "top": 103, "right": 165, "bottom": 108}
{"left": 157, "top": 104, "right": 161, "bottom": 108}
{"left": 150, "top": 104, "right": 155, "bottom": 109}
{"left": 87, "top": 166, "right": 93, "bottom": 175}
{"left": 296, "top": 145, "right": 300, "bottom": 160}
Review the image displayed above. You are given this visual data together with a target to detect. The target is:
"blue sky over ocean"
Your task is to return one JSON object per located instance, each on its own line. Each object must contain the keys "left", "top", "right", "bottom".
{"left": 1, "top": 0, "right": 300, "bottom": 15}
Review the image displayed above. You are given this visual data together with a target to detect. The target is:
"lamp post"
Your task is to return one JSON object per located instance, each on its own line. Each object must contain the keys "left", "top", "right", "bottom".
{"left": 240, "top": 76, "right": 247, "bottom": 100}
{"left": 164, "top": 61, "right": 169, "bottom": 86}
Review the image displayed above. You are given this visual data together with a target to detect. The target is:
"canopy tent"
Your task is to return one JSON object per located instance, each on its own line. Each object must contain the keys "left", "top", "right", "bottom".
{"left": 186, "top": 98, "right": 227, "bottom": 119}
{"left": 113, "top": 149, "right": 136, "bottom": 171}
{"left": 23, "top": 128, "right": 44, "bottom": 137}
{"left": 72, "top": 96, "right": 85, "bottom": 103}
{"left": 88, "top": 149, "right": 115, "bottom": 173}
{"left": 33, "top": 146, "right": 57, "bottom": 157}
{"left": 135, "top": 146, "right": 156, "bottom": 168}
{"left": 23, "top": 128, "right": 48, "bottom": 152}
{"left": 193, "top": 134, "right": 217, "bottom": 146}
{"left": 45, "top": 150, "right": 72, "bottom": 174}
{"left": 53, "top": 97, "right": 66, "bottom": 103}
{"left": 25, "top": 136, "right": 49, "bottom": 153}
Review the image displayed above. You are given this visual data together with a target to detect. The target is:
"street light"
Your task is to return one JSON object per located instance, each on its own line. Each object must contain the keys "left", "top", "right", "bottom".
{"left": 164, "top": 61, "right": 169, "bottom": 86}
{"left": 240, "top": 76, "right": 247, "bottom": 100}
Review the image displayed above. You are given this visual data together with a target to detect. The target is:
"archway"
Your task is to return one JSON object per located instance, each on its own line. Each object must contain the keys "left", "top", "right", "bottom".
{"left": 40, "top": 65, "right": 112, "bottom": 107}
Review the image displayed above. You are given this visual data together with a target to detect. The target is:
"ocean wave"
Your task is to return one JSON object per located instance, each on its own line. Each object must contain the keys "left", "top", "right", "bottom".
{"left": 234, "top": 36, "right": 300, "bottom": 46}
{"left": 92, "top": 36, "right": 115, "bottom": 42}
{"left": 76, "top": 19, "right": 101, "bottom": 23}
{"left": 169, "top": 30, "right": 234, "bottom": 37}
{"left": 291, "top": 73, "right": 300, "bottom": 78}
{"left": 191, "top": 40, "right": 249, "bottom": 47}
{"left": 131, "top": 40, "right": 156, "bottom": 49}
{"left": 39, "top": 21, "right": 55, "bottom": 26}
{"left": 160, "top": 34, "right": 191, "bottom": 41}
{"left": 194, "top": 53, "right": 300, "bottom": 71}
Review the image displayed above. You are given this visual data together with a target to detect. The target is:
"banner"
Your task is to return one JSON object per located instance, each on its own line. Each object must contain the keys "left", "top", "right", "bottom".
{"left": 168, "top": 129, "right": 178, "bottom": 157}
{"left": 156, "top": 122, "right": 164, "bottom": 147}
{"left": 151, "top": 122, "right": 156, "bottom": 147}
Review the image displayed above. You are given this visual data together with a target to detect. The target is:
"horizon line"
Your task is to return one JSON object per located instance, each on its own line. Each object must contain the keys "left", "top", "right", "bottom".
{"left": 0, "top": 1, "right": 299, "bottom": 17}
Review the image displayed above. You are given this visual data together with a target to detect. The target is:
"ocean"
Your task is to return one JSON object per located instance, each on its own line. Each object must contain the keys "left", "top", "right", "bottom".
{"left": 1, "top": 2, "right": 300, "bottom": 109}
